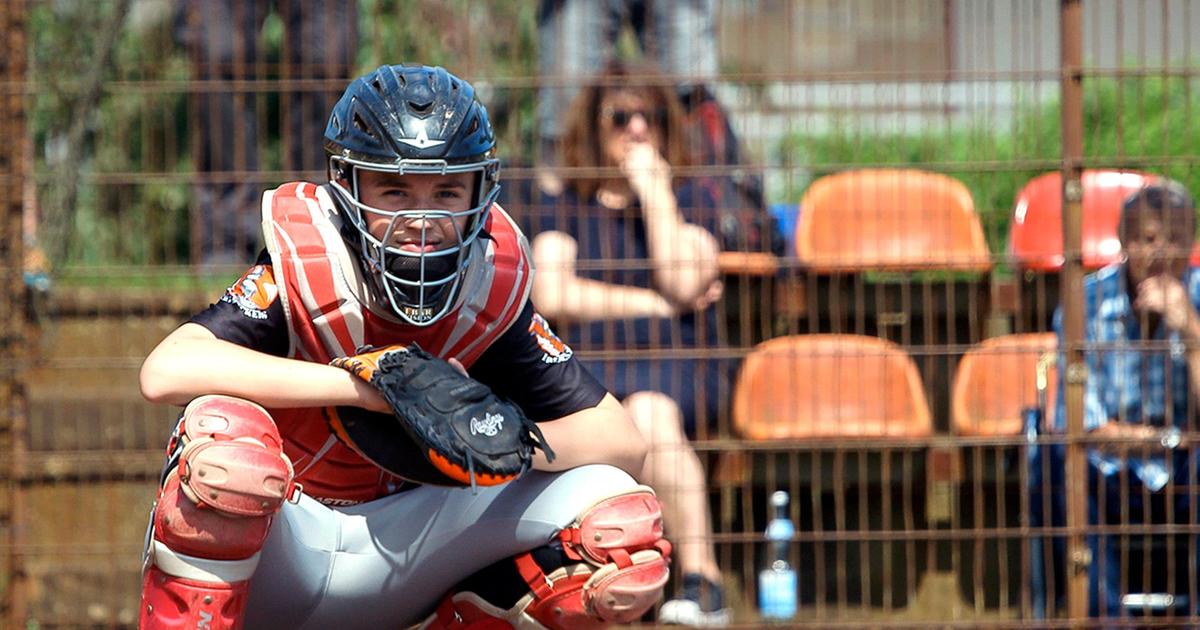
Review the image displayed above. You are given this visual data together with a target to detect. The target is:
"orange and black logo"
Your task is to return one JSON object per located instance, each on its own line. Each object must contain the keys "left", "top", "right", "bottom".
{"left": 529, "top": 313, "right": 573, "bottom": 364}
{"left": 221, "top": 265, "right": 279, "bottom": 320}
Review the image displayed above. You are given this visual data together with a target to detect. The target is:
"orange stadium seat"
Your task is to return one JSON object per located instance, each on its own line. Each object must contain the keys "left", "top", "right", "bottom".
{"left": 733, "top": 334, "right": 933, "bottom": 440}
{"left": 1008, "top": 170, "right": 1161, "bottom": 272}
{"left": 951, "top": 333, "right": 1058, "bottom": 437}
{"left": 795, "top": 168, "right": 991, "bottom": 273}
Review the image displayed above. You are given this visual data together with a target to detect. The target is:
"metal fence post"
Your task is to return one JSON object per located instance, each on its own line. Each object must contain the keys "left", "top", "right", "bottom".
{"left": 0, "top": 0, "right": 29, "bottom": 626}
{"left": 1058, "top": 0, "right": 1090, "bottom": 624}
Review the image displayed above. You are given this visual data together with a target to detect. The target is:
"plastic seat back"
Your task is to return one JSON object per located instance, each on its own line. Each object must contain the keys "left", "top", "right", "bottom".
{"left": 733, "top": 334, "right": 933, "bottom": 440}
{"left": 952, "top": 333, "right": 1059, "bottom": 437}
{"left": 795, "top": 169, "right": 991, "bottom": 273}
{"left": 1009, "top": 170, "right": 1159, "bottom": 272}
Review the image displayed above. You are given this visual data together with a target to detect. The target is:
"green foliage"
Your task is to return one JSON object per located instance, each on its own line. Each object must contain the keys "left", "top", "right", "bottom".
{"left": 29, "top": 0, "right": 1199, "bottom": 275}
{"left": 1081, "top": 75, "right": 1200, "bottom": 190}
{"left": 356, "top": 0, "right": 540, "bottom": 158}
{"left": 776, "top": 75, "right": 1200, "bottom": 269}
{"left": 29, "top": 0, "right": 188, "bottom": 267}
{"left": 29, "top": 0, "right": 543, "bottom": 271}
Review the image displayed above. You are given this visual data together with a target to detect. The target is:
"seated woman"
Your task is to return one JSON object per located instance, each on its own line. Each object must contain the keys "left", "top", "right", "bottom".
{"left": 525, "top": 59, "right": 732, "bottom": 627}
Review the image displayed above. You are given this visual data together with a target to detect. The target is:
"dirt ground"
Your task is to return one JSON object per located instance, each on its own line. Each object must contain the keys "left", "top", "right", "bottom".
{"left": 14, "top": 313, "right": 177, "bottom": 627}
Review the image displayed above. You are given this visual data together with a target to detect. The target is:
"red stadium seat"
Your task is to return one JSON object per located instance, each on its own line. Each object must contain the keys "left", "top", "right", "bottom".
{"left": 951, "top": 333, "right": 1058, "bottom": 437}
{"left": 1008, "top": 170, "right": 1160, "bottom": 272}
{"left": 733, "top": 334, "right": 933, "bottom": 440}
{"left": 795, "top": 169, "right": 991, "bottom": 273}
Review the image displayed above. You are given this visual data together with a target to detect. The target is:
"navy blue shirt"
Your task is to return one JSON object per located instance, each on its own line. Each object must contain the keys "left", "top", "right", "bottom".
{"left": 522, "top": 181, "right": 723, "bottom": 352}
{"left": 519, "top": 180, "right": 730, "bottom": 434}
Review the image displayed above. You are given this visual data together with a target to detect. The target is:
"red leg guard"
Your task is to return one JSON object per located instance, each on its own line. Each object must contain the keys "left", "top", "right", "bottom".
{"left": 557, "top": 488, "right": 669, "bottom": 567}
{"left": 141, "top": 395, "right": 295, "bottom": 630}
{"left": 140, "top": 565, "right": 248, "bottom": 630}
{"left": 424, "top": 594, "right": 518, "bottom": 629}
{"left": 519, "top": 549, "right": 669, "bottom": 629}
{"left": 420, "top": 487, "right": 671, "bottom": 630}
{"left": 422, "top": 550, "right": 669, "bottom": 630}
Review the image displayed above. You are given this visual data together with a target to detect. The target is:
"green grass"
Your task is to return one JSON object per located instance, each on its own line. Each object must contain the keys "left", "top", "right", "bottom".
{"left": 53, "top": 266, "right": 236, "bottom": 293}
{"left": 26, "top": 1, "right": 1200, "bottom": 276}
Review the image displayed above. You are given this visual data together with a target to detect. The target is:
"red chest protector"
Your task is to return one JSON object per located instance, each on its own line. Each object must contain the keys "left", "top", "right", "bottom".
{"left": 261, "top": 182, "right": 533, "bottom": 503}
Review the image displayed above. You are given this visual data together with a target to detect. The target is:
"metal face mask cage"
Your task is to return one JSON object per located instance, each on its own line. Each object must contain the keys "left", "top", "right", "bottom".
{"left": 329, "top": 154, "right": 501, "bottom": 326}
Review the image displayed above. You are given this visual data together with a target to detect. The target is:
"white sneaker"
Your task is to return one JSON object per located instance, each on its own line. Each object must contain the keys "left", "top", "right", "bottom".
{"left": 658, "top": 598, "right": 732, "bottom": 627}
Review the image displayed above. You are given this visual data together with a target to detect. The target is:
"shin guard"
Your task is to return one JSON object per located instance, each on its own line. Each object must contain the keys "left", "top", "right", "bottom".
{"left": 140, "top": 395, "right": 297, "bottom": 629}
{"left": 140, "top": 566, "right": 250, "bottom": 630}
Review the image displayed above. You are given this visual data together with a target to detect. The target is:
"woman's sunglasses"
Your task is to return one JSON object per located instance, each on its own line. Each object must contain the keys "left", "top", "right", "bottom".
{"left": 603, "top": 106, "right": 668, "bottom": 129}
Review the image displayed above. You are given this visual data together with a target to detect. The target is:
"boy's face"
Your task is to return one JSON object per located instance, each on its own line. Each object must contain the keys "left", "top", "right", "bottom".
{"left": 354, "top": 170, "right": 476, "bottom": 250}
{"left": 1124, "top": 212, "right": 1194, "bottom": 287}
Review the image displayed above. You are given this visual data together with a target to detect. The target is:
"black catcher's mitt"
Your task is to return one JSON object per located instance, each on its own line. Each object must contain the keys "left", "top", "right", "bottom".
{"left": 328, "top": 344, "right": 554, "bottom": 489}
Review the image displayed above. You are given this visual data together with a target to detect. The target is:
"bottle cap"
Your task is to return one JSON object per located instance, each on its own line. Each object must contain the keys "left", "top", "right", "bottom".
{"left": 771, "top": 491, "right": 789, "bottom": 507}
{"left": 1160, "top": 426, "right": 1182, "bottom": 450}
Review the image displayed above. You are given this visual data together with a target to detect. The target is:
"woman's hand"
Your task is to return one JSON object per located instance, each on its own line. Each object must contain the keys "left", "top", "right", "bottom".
{"left": 621, "top": 141, "right": 672, "bottom": 195}
{"left": 665, "top": 279, "right": 724, "bottom": 314}
{"left": 691, "top": 279, "right": 724, "bottom": 311}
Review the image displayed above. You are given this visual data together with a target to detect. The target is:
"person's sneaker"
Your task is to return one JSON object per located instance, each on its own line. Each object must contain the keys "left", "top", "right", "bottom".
{"left": 658, "top": 573, "right": 732, "bottom": 627}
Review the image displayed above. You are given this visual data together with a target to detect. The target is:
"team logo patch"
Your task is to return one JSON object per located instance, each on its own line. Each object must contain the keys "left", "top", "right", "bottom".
{"left": 221, "top": 265, "right": 279, "bottom": 321}
{"left": 529, "top": 313, "right": 573, "bottom": 364}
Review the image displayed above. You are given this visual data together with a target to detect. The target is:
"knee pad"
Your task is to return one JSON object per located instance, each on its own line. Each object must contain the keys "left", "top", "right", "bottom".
{"left": 538, "top": 486, "right": 671, "bottom": 626}
{"left": 151, "top": 395, "right": 299, "bottom": 562}
{"left": 143, "top": 396, "right": 298, "bottom": 629}
{"left": 152, "top": 472, "right": 274, "bottom": 561}
{"left": 421, "top": 487, "right": 671, "bottom": 630}
{"left": 173, "top": 395, "right": 299, "bottom": 517}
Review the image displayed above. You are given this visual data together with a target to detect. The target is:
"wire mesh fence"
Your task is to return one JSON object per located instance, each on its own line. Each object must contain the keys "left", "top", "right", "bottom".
{"left": 3, "top": 0, "right": 1200, "bottom": 627}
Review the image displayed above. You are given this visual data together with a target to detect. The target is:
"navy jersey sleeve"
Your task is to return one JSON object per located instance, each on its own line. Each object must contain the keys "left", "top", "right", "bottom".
{"left": 469, "top": 301, "right": 609, "bottom": 422}
{"left": 188, "top": 250, "right": 290, "bottom": 357}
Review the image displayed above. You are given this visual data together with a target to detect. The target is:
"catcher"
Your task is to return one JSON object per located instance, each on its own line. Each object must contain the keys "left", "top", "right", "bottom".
{"left": 137, "top": 64, "right": 670, "bottom": 629}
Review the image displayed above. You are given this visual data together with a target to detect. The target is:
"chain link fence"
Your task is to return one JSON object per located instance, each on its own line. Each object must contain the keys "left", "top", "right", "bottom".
{"left": 3, "top": 0, "right": 1200, "bottom": 627}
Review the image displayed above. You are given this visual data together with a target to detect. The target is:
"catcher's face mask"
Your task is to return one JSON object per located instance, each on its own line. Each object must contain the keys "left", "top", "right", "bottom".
{"left": 322, "top": 64, "right": 501, "bottom": 327}
{"left": 331, "top": 161, "right": 497, "bottom": 326}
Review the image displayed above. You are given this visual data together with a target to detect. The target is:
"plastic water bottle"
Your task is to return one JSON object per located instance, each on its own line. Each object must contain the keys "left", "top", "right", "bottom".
{"left": 758, "top": 490, "right": 798, "bottom": 620}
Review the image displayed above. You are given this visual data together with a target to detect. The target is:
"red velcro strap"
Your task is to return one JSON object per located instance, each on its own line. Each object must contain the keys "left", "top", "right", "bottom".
{"left": 607, "top": 548, "right": 633, "bottom": 569}
{"left": 557, "top": 528, "right": 585, "bottom": 561}
{"left": 514, "top": 552, "right": 555, "bottom": 601}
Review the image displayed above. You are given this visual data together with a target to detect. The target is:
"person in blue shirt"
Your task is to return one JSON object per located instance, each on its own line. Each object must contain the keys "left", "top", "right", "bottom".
{"left": 1054, "top": 179, "right": 1200, "bottom": 619}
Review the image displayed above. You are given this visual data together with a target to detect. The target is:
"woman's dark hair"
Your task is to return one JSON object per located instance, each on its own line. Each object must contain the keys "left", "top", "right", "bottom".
{"left": 558, "top": 59, "right": 692, "bottom": 200}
